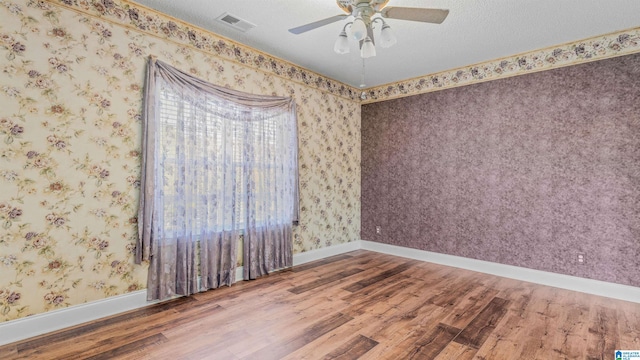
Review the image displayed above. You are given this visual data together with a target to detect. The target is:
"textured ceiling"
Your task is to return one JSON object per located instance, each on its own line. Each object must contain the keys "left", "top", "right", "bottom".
{"left": 132, "top": 0, "right": 640, "bottom": 88}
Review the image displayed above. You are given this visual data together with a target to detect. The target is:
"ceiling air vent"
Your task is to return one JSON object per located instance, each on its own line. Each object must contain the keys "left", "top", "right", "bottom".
{"left": 216, "top": 13, "right": 256, "bottom": 32}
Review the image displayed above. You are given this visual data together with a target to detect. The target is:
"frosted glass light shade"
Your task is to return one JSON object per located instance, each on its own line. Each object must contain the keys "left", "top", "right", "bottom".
{"left": 379, "top": 23, "right": 397, "bottom": 48}
{"left": 334, "top": 31, "right": 350, "bottom": 54}
{"left": 361, "top": 36, "right": 376, "bottom": 58}
{"left": 351, "top": 17, "right": 367, "bottom": 41}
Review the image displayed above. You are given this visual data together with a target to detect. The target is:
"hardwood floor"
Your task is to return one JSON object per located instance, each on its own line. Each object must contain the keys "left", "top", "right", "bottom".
{"left": 1, "top": 250, "right": 639, "bottom": 359}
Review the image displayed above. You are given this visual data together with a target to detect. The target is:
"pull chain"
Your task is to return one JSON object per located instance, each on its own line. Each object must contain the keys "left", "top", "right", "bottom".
{"left": 360, "top": 58, "right": 367, "bottom": 100}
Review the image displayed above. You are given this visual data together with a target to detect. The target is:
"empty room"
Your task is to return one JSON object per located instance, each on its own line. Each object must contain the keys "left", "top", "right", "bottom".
{"left": 0, "top": 0, "right": 639, "bottom": 359}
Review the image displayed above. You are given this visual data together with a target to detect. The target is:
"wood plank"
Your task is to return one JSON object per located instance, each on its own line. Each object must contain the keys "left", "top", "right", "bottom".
{"left": 83, "top": 334, "right": 168, "bottom": 360}
{"left": 237, "top": 299, "right": 348, "bottom": 352}
{"left": 473, "top": 311, "right": 531, "bottom": 360}
{"left": 291, "top": 253, "right": 356, "bottom": 272}
{"left": 343, "top": 279, "right": 416, "bottom": 317}
{"left": 474, "top": 285, "right": 574, "bottom": 359}
{"left": 40, "top": 304, "right": 224, "bottom": 359}
{"left": 320, "top": 334, "right": 378, "bottom": 360}
{"left": 341, "top": 272, "right": 411, "bottom": 304}
{"left": 550, "top": 296, "right": 590, "bottom": 359}
{"left": 278, "top": 315, "right": 373, "bottom": 360}
{"left": 439, "top": 285, "right": 500, "bottom": 329}
{"left": 0, "top": 345, "right": 17, "bottom": 359}
{"left": 503, "top": 286, "right": 563, "bottom": 359}
{"left": 192, "top": 274, "right": 288, "bottom": 302}
{"left": 288, "top": 268, "right": 364, "bottom": 294}
{"left": 617, "top": 301, "right": 640, "bottom": 350}
{"left": 386, "top": 323, "right": 461, "bottom": 359}
{"left": 586, "top": 305, "right": 620, "bottom": 360}
{"left": 241, "top": 312, "right": 354, "bottom": 360}
{"left": 1, "top": 251, "right": 638, "bottom": 360}
{"left": 478, "top": 277, "right": 539, "bottom": 357}
{"left": 359, "top": 304, "right": 450, "bottom": 358}
{"left": 342, "top": 260, "right": 419, "bottom": 292}
{"left": 155, "top": 327, "right": 248, "bottom": 359}
{"left": 280, "top": 309, "right": 382, "bottom": 360}
{"left": 434, "top": 341, "right": 477, "bottom": 360}
{"left": 14, "top": 296, "right": 195, "bottom": 352}
{"left": 427, "top": 273, "right": 483, "bottom": 308}
{"left": 453, "top": 297, "right": 510, "bottom": 349}
{"left": 495, "top": 278, "right": 535, "bottom": 319}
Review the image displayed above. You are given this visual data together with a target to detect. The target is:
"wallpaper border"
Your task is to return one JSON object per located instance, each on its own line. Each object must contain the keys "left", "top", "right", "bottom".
{"left": 41, "top": 1, "right": 640, "bottom": 104}
{"left": 46, "top": 0, "right": 361, "bottom": 101}
{"left": 362, "top": 26, "right": 640, "bottom": 103}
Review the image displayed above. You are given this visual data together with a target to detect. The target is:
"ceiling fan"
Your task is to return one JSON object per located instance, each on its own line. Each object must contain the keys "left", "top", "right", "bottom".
{"left": 288, "top": 0, "right": 449, "bottom": 58}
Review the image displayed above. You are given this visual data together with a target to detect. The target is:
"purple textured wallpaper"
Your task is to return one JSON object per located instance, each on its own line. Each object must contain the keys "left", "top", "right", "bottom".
{"left": 361, "top": 53, "right": 640, "bottom": 287}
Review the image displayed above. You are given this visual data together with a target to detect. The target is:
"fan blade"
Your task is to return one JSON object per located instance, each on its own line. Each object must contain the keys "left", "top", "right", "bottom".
{"left": 288, "top": 14, "right": 348, "bottom": 35}
{"left": 381, "top": 7, "right": 449, "bottom": 24}
{"left": 372, "top": 0, "right": 391, "bottom": 11}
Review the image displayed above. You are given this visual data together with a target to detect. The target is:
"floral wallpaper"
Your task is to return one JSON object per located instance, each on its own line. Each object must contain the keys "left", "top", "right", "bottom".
{"left": 363, "top": 27, "right": 640, "bottom": 103}
{"left": 50, "top": 0, "right": 361, "bottom": 102}
{"left": 0, "top": 0, "right": 361, "bottom": 322}
{"left": 1, "top": 0, "right": 635, "bottom": 325}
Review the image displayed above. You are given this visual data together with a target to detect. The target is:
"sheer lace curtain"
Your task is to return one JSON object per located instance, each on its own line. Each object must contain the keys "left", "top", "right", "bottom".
{"left": 137, "top": 57, "right": 299, "bottom": 301}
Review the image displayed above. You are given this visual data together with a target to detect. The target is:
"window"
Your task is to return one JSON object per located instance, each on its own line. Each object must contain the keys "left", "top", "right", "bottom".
{"left": 138, "top": 57, "right": 298, "bottom": 298}
{"left": 155, "top": 78, "right": 298, "bottom": 236}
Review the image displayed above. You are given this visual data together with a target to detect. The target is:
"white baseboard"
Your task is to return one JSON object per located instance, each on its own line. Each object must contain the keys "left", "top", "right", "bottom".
{"left": 0, "top": 240, "right": 361, "bottom": 346}
{"left": 0, "top": 290, "right": 151, "bottom": 346}
{"left": 235, "top": 266, "right": 244, "bottom": 281}
{"left": 361, "top": 240, "right": 640, "bottom": 304}
{"left": 4, "top": 239, "right": 636, "bottom": 346}
{"left": 293, "top": 240, "right": 361, "bottom": 266}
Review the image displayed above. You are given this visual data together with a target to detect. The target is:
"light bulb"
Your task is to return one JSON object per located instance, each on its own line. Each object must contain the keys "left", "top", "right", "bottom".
{"left": 361, "top": 36, "right": 376, "bottom": 58}
{"left": 379, "top": 23, "right": 397, "bottom": 48}
{"left": 351, "top": 16, "right": 367, "bottom": 41}
{"left": 333, "top": 31, "right": 350, "bottom": 54}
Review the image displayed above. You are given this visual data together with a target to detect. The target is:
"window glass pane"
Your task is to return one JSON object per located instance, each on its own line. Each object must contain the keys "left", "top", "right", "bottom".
{"left": 157, "top": 82, "right": 295, "bottom": 235}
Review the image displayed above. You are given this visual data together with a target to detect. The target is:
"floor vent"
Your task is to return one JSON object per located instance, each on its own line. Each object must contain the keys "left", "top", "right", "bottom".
{"left": 216, "top": 12, "right": 256, "bottom": 32}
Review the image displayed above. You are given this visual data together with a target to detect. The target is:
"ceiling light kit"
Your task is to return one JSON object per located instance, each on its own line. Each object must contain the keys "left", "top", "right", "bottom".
{"left": 289, "top": 0, "right": 449, "bottom": 59}
{"left": 333, "top": 17, "right": 395, "bottom": 58}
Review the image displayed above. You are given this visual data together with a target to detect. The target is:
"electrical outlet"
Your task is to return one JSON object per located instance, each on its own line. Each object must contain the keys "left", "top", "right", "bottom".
{"left": 577, "top": 253, "right": 585, "bottom": 265}
{"left": 375, "top": 226, "right": 381, "bottom": 234}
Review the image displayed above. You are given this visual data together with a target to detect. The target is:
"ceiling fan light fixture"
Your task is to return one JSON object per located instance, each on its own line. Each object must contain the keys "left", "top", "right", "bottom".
{"left": 334, "top": 30, "right": 350, "bottom": 54}
{"left": 361, "top": 36, "right": 376, "bottom": 58}
{"left": 351, "top": 16, "right": 367, "bottom": 41}
{"left": 288, "top": 1, "right": 450, "bottom": 63}
{"left": 379, "top": 23, "right": 397, "bottom": 48}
